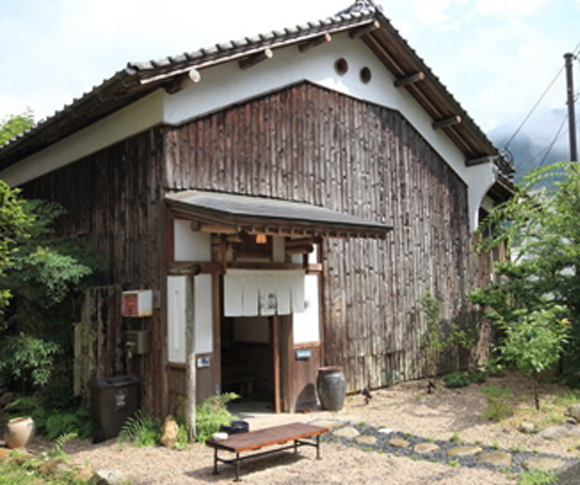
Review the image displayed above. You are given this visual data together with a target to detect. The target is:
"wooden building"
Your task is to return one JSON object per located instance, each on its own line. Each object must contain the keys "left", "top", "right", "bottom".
{"left": 0, "top": 0, "right": 512, "bottom": 415}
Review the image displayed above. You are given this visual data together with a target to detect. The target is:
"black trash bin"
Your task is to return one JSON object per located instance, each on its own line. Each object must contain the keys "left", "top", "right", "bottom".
{"left": 90, "top": 374, "right": 140, "bottom": 443}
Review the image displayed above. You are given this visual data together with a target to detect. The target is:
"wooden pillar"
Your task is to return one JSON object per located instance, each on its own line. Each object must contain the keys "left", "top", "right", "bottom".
{"left": 184, "top": 271, "right": 196, "bottom": 441}
{"left": 272, "top": 315, "right": 281, "bottom": 413}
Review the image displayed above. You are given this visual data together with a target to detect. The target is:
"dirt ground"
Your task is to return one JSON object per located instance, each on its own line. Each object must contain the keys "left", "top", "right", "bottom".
{"left": 30, "top": 373, "right": 580, "bottom": 484}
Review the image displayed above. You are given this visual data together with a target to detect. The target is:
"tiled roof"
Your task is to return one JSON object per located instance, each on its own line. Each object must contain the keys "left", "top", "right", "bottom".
{"left": 0, "top": 0, "right": 513, "bottom": 180}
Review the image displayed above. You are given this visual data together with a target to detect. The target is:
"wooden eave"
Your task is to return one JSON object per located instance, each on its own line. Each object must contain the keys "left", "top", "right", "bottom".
{"left": 166, "top": 191, "right": 393, "bottom": 239}
{"left": 362, "top": 16, "right": 505, "bottom": 166}
{"left": 0, "top": 3, "right": 513, "bottom": 183}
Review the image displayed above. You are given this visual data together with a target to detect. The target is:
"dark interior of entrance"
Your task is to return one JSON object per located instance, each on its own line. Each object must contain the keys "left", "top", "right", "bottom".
{"left": 221, "top": 316, "right": 274, "bottom": 406}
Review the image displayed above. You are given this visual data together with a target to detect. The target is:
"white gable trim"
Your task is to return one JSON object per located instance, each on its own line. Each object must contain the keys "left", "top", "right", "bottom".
{"left": 0, "top": 90, "right": 165, "bottom": 187}
{"left": 0, "top": 33, "right": 495, "bottom": 231}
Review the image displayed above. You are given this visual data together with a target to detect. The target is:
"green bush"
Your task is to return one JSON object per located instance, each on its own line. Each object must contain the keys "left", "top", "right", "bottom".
{"left": 45, "top": 407, "right": 91, "bottom": 441}
{"left": 481, "top": 385, "right": 514, "bottom": 421}
{"left": 443, "top": 372, "right": 472, "bottom": 388}
{"left": 443, "top": 371, "right": 487, "bottom": 388}
{"left": 8, "top": 395, "right": 92, "bottom": 440}
{"left": 195, "top": 392, "right": 240, "bottom": 443}
{"left": 118, "top": 410, "right": 161, "bottom": 447}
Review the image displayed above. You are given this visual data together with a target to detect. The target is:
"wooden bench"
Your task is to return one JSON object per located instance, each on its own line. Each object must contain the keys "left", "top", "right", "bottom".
{"left": 205, "top": 422, "right": 329, "bottom": 481}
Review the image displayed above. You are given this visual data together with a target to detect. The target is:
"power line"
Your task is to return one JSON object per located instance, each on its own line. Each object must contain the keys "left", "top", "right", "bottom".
{"left": 503, "top": 67, "right": 564, "bottom": 150}
{"left": 516, "top": 111, "right": 569, "bottom": 173}
{"left": 539, "top": 113, "right": 569, "bottom": 167}
{"left": 503, "top": 40, "right": 580, "bottom": 151}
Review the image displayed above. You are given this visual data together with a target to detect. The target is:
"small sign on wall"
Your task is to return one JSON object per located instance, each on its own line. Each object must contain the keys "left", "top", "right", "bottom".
{"left": 295, "top": 349, "right": 312, "bottom": 360}
{"left": 121, "top": 290, "right": 153, "bottom": 317}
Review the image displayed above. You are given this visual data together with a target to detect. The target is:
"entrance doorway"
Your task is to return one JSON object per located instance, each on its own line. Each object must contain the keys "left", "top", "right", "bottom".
{"left": 220, "top": 314, "right": 290, "bottom": 413}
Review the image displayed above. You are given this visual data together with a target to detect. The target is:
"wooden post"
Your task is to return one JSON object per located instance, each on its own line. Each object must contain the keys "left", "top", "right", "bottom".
{"left": 170, "top": 264, "right": 201, "bottom": 441}
{"left": 185, "top": 270, "right": 196, "bottom": 442}
{"left": 272, "top": 315, "right": 281, "bottom": 413}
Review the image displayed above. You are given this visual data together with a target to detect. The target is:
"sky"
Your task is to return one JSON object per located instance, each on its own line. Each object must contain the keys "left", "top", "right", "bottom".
{"left": 1, "top": 0, "right": 580, "bottom": 154}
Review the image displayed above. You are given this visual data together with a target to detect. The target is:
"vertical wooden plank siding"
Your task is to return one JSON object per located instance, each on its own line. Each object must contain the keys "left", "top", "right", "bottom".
{"left": 21, "top": 130, "right": 167, "bottom": 415}
{"left": 163, "top": 81, "right": 491, "bottom": 393}
{"left": 19, "top": 80, "right": 497, "bottom": 404}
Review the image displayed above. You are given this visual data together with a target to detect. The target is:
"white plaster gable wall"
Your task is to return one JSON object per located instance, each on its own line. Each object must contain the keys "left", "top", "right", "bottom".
{"left": 1, "top": 32, "right": 496, "bottom": 229}
{"left": 164, "top": 33, "right": 495, "bottom": 230}
{"left": 0, "top": 90, "right": 165, "bottom": 187}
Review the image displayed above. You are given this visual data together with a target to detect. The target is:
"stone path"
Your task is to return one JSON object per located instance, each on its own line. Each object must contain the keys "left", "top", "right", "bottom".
{"left": 311, "top": 419, "right": 579, "bottom": 475}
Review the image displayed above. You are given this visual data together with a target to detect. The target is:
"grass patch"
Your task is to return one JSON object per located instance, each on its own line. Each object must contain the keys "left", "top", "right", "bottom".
{"left": 516, "top": 470, "right": 557, "bottom": 485}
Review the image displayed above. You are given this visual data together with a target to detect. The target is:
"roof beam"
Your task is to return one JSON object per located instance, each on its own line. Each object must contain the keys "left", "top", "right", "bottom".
{"left": 238, "top": 48, "right": 273, "bottom": 70}
{"left": 432, "top": 115, "right": 462, "bottom": 130}
{"left": 394, "top": 72, "right": 425, "bottom": 88}
{"left": 466, "top": 155, "right": 498, "bottom": 167}
{"left": 349, "top": 20, "right": 380, "bottom": 39}
{"left": 298, "top": 33, "right": 332, "bottom": 53}
{"left": 164, "top": 68, "right": 202, "bottom": 94}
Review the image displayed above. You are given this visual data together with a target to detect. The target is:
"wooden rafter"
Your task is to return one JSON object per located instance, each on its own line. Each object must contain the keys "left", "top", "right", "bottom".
{"left": 349, "top": 20, "right": 380, "bottom": 39}
{"left": 239, "top": 48, "right": 273, "bottom": 70}
{"left": 298, "top": 33, "right": 332, "bottom": 53}
{"left": 432, "top": 115, "right": 462, "bottom": 130}
{"left": 394, "top": 72, "right": 425, "bottom": 88}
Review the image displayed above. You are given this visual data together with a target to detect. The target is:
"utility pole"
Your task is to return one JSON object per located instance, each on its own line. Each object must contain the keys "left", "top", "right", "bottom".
{"left": 564, "top": 52, "right": 578, "bottom": 162}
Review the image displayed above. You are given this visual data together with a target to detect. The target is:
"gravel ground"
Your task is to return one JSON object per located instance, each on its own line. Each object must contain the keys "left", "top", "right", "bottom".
{"left": 34, "top": 374, "right": 580, "bottom": 484}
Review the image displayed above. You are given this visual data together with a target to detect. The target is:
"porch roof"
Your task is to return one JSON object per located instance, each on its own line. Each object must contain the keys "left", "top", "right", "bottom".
{"left": 166, "top": 191, "right": 392, "bottom": 238}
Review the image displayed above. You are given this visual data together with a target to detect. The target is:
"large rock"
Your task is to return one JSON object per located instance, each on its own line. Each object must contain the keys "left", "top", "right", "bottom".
{"left": 414, "top": 443, "right": 440, "bottom": 454}
{"left": 93, "top": 470, "right": 130, "bottom": 485}
{"left": 388, "top": 438, "right": 410, "bottom": 448}
{"left": 477, "top": 451, "right": 513, "bottom": 468}
{"left": 557, "top": 461, "right": 580, "bottom": 485}
{"left": 523, "top": 457, "right": 568, "bottom": 472}
{"left": 447, "top": 445, "right": 483, "bottom": 457}
{"left": 538, "top": 424, "right": 580, "bottom": 440}
{"left": 333, "top": 426, "right": 360, "bottom": 439}
{"left": 355, "top": 435, "right": 377, "bottom": 446}
{"left": 566, "top": 403, "right": 580, "bottom": 422}
{"left": 160, "top": 415, "right": 179, "bottom": 449}
{"left": 518, "top": 422, "right": 537, "bottom": 434}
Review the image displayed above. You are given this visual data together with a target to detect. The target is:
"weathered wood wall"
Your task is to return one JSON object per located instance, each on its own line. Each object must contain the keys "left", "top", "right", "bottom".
{"left": 163, "top": 81, "right": 492, "bottom": 392}
{"left": 20, "top": 79, "right": 498, "bottom": 409}
{"left": 74, "top": 285, "right": 123, "bottom": 401}
{"left": 21, "top": 131, "right": 168, "bottom": 414}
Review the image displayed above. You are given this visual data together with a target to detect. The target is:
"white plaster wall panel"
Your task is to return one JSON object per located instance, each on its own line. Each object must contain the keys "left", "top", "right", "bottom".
{"left": 467, "top": 164, "right": 498, "bottom": 230}
{"left": 195, "top": 274, "right": 213, "bottom": 353}
{"left": 164, "top": 34, "right": 495, "bottom": 229}
{"left": 163, "top": 34, "right": 490, "bottom": 189}
{"left": 174, "top": 219, "right": 212, "bottom": 261}
{"left": 2, "top": 32, "right": 496, "bottom": 229}
{"left": 293, "top": 274, "right": 320, "bottom": 344}
{"left": 167, "top": 275, "right": 187, "bottom": 363}
{"left": 1, "top": 90, "right": 165, "bottom": 187}
{"left": 167, "top": 273, "right": 213, "bottom": 362}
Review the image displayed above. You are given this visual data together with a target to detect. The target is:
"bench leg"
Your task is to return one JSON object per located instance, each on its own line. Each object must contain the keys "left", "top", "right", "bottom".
{"left": 234, "top": 452, "right": 242, "bottom": 482}
{"left": 294, "top": 439, "right": 298, "bottom": 454}
{"left": 213, "top": 448, "right": 219, "bottom": 475}
{"left": 316, "top": 435, "right": 321, "bottom": 460}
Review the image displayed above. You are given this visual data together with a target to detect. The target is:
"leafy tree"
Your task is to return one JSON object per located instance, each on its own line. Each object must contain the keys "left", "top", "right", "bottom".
{"left": 0, "top": 109, "right": 34, "bottom": 146}
{"left": 470, "top": 162, "right": 580, "bottom": 408}
{"left": 0, "top": 200, "right": 100, "bottom": 390}
{"left": 0, "top": 111, "right": 36, "bottom": 309}
{"left": 0, "top": 181, "right": 34, "bottom": 310}
{"left": 0, "top": 109, "right": 103, "bottom": 394}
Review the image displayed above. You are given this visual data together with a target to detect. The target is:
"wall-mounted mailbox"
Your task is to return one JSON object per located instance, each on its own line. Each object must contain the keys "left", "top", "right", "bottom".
{"left": 121, "top": 290, "right": 153, "bottom": 317}
{"left": 124, "top": 330, "right": 151, "bottom": 354}
{"left": 295, "top": 349, "right": 312, "bottom": 360}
